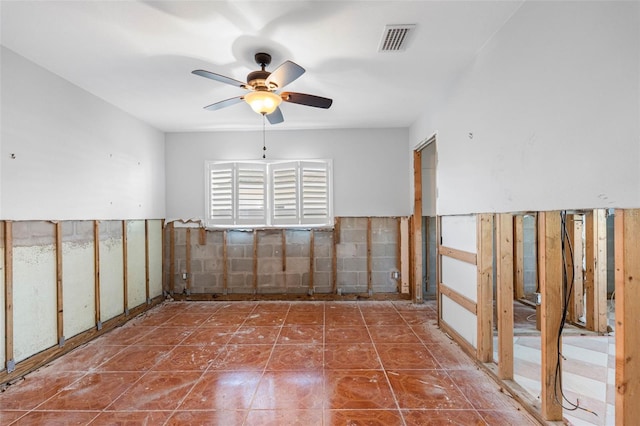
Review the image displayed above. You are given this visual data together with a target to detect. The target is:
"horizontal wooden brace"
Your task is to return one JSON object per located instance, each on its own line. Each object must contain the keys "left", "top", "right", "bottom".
{"left": 439, "top": 245, "right": 477, "bottom": 265}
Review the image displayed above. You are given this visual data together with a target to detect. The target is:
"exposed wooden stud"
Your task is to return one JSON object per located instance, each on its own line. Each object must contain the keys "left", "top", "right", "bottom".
{"left": 161, "top": 221, "right": 166, "bottom": 294}
{"left": 185, "top": 228, "right": 192, "bottom": 294}
{"left": 199, "top": 228, "right": 206, "bottom": 245}
{"left": 614, "top": 209, "right": 640, "bottom": 426}
{"left": 169, "top": 222, "right": 175, "bottom": 294}
{"left": 367, "top": 218, "right": 372, "bottom": 296}
{"left": 122, "top": 221, "right": 129, "bottom": 315}
{"left": 332, "top": 223, "right": 337, "bottom": 293}
{"left": 436, "top": 216, "right": 442, "bottom": 325}
{"left": 572, "top": 215, "right": 585, "bottom": 322}
{"left": 93, "top": 221, "right": 101, "bottom": 327}
{"left": 144, "top": 220, "right": 150, "bottom": 303}
{"left": 424, "top": 217, "right": 430, "bottom": 294}
{"left": 538, "top": 211, "right": 563, "bottom": 421}
{"left": 513, "top": 215, "right": 525, "bottom": 300}
{"left": 223, "top": 230, "right": 228, "bottom": 295}
{"left": 438, "top": 246, "right": 477, "bottom": 265}
{"left": 585, "top": 209, "right": 608, "bottom": 333}
{"left": 564, "top": 214, "right": 576, "bottom": 322}
{"left": 55, "top": 222, "right": 64, "bottom": 346}
{"left": 281, "top": 229, "right": 287, "bottom": 272}
{"left": 476, "top": 214, "right": 494, "bottom": 363}
{"left": 4, "top": 221, "right": 14, "bottom": 371}
{"left": 439, "top": 283, "right": 477, "bottom": 314}
{"left": 412, "top": 149, "right": 423, "bottom": 303}
{"left": 309, "top": 229, "right": 315, "bottom": 293}
{"left": 496, "top": 213, "right": 514, "bottom": 379}
{"left": 253, "top": 229, "right": 258, "bottom": 294}
{"left": 408, "top": 215, "right": 415, "bottom": 300}
{"left": 400, "top": 217, "right": 410, "bottom": 294}
{"left": 396, "top": 218, "right": 402, "bottom": 292}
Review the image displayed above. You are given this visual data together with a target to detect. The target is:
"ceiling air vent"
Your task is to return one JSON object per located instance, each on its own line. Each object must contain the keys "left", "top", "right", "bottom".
{"left": 378, "top": 24, "right": 416, "bottom": 52}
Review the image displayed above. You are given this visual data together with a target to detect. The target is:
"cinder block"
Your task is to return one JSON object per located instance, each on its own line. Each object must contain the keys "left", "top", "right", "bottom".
{"left": 337, "top": 271, "right": 358, "bottom": 286}
{"left": 336, "top": 243, "right": 357, "bottom": 258}
{"left": 372, "top": 257, "right": 396, "bottom": 272}
{"left": 343, "top": 257, "right": 366, "bottom": 272}
{"left": 231, "top": 258, "right": 253, "bottom": 272}
{"left": 194, "top": 273, "right": 217, "bottom": 288}
{"left": 204, "top": 258, "right": 223, "bottom": 273}
{"left": 285, "top": 273, "right": 302, "bottom": 288}
{"left": 315, "top": 258, "right": 332, "bottom": 272}
{"left": 258, "top": 258, "right": 281, "bottom": 274}
{"left": 228, "top": 231, "right": 254, "bottom": 244}
{"left": 227, "top": 246, "right": 245, "bottom": 258}
{"left": 342, "top": 229, "right": 366, "bottom": 243}
{"left": 286, "top": 257, "right": 309, "bottom": 273}
{"left": 257, "top": 244, "right": 274, "bottom": 257}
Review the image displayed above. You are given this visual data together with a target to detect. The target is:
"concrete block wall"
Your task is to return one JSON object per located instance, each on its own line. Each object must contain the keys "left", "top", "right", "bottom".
{"left": 165, "top": 217, "right": 401, "bottom": 296}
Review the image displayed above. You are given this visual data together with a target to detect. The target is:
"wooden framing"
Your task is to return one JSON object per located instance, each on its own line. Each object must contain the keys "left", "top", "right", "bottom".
{"left": 412, "top": 149, "right": 423, "bottom": 303}
{"left": 185, "top": 227, "right": 192, "bottom": 294}
{"left": 476, "top": 214, "right": 494, "bottom": 363}
{"left": 538, "top": 211, "right": 563, "bottom": 421}
{"left": 222, "top": 230, "right": 228, "bottom": 295}
{"left": 199, "top": 228, "right": 206, "bottom": 245}
{"left": 396, "top": 218, "right": 402, "bottom": 292}
{"left": 309, "top": 229, "right": 315, "bottom": 294}
{"left": 584, "top": 209, "right": 608, "bottom": 333}
{"left": 439, "top": 284, "right": 476, "bottom": 314}
{"left": 4, "top": 221, "right": 14, "bottom": 372}
{"left": 496, "top": 213, "right": 514, "bottom": 379}
{"left": 93, "top": 221, "right": 101, "bottom": 327}
{"left": 55, "top": 222, "right": 64, "bottom": 346}
{"left": 332, "top": 224, "right": 337, "bottom": 293}
{"left": 436, "top": 216, "right": 442, "bottom": 325}
{"left": 614, "top": 209, "right": 640, "bottom": 426}
{"left": 144, "top": 220, "right": 150, "bottom": 303}
{"left": 438, "top": 246, "right": 476, "bottom": 265}
{"left": 400, "top": 217, "right": 410, "bottom": 294}
{"left": 169, "top": 222, "right": 175, "bottom": 294}
{"left": 571, "top": 216, "right": 584, "bottom": 322}
{"left": 122, "top": 221, "right": 129, "bottom": 315}
{"left": 367, "top": 218, "right": 372, "bottom": 296}
{"left": 513, "top": 215, "right": 525, "bottom": 300}
{"left": 252, "top": 230, "right": 258, "bottom": 294}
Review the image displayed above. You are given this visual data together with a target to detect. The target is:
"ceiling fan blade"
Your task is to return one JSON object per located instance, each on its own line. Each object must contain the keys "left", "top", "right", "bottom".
{"left": 265, "top": 61, "right": 305, "bottom": 89}
{"left": 192, "top": 69, "right": 247, "bottom": 88}
{"left": 281, "top": 92, "right": 333, "bottom": 109}
{"left": 203, "top": 96, "right": 244, "bottom": 111}
{"left": 266, "top": 107, "right": 284, "bottom": 124}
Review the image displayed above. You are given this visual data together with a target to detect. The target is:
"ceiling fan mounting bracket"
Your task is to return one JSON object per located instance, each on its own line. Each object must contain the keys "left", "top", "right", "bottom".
{"left": 254, "top": 52, "right": 272, "bottom": 69}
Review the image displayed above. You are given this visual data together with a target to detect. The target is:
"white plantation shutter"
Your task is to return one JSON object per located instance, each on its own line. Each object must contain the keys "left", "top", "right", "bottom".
{"left": 208, "top": 163, "right": 234, "bottom": 225}
{"left": 301, "top": 161, "right": 330, "bottom": 224}
{"left": 271, "top": 162, "right": 299, "bottom": 225}
{"left": 236, "top": 164, "right": 267, "bottom": 225}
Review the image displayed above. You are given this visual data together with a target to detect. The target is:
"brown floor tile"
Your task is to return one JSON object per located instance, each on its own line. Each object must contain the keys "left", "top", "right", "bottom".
{"left": 10, "top": 410, "right": 99, "bottom": 425}
{"left": 448, "top": 369, "right": 516, "bottom": 410}
{"left": 0, "top": 370, "right": 85, "bottom": 410}
{"left": 134, "top": 326, "right": 193, "bottom": 346}
{"left": 179, "top": 371, "right": 261, "bottom": 410}
{"left": 325, "top": 326, "right": 371, "bottom": 344}
{"left": 135, "top": 310, "right": 178, "bottom": 326}
{"left": 325, "top": 409, "right": 404, "bottom": 425}
{"left": 402, "top": 409, "right": 487, "bottom": 425}
{"left": 152, "top": 345, "right": 223, "bottom": 371}
{"left": 182, "top": 326, "right": 236, "bottom": 345}
{"left": 251, "top": 371, "right": 324, "bottom": 409}
{"left": 38, "top": 372, "right": 142, "bottom": 410}
{"left": 325, "top": 344, "right": 382, "bottom": 370}
{"left": 229, "top": 326, "right": 281, "bottom": 345}
{"left": 88, "top": 410, "right": 172, "bottom": 425}
{"left": 96, "top": 345, "right": 173, "bottom": 372}
{"left": 362, "top": 312, "right": 405, "bottom": 326}
{"left": 398, "top": 311, "right": 433, "bottom": 325}
{"left": 94, "top": 324, "right": 154, "bottom": 346}
{"left": 165, "top": 312, "right": 212, "bottom": 327}
{"left": 478, "top": 409, "right": 539, "bottom": 425}
{"left": 243, "top": 311, "right": 287, "bottom": 326}
{"left": 256, "top": 302, "right": 291, "bottom": 312}
{"left": 278, "top": 325, "right": 324, "bottom": 344}
{"left": 386, "top": 370, "right": 472, "bottom": 410}
{"left": 285, "top": 311, "right": 324, "bottom": 325}
{"left": 368, "top": 325, "right": 421, "bottom": 344}
{"left": 267, "top": 345, "right": 324, "bottom": 371}
{"left": 410, "top": 324, "right": 442, "bottom": 343}
{"left": 107, "top": 371, "right": 201, "bottom": 411}
{"left": 47, "top": 343, "right": 124, "bottom": 372}
{"left": 0, "top": 411, "right": 27, "bottom": 423}
{"left": 245, "top": 409, "right": 323, "bottom": 425}
{"left": 325, "top": 369, "right": 396, "bottom": 410}
{"left": 203, "top": 312, "right": 248, "bottom": 326}
{"left": 167, "top": 410, "right": 247, "bottom": 425}
{"left": 210, "top": 344, "right": 273, "bottom": 371}
{"left": 325, "top": 313, "right": 365, "bottom": 327}
{"left": 376, "top": 343, "right": 439, "bottom": 370}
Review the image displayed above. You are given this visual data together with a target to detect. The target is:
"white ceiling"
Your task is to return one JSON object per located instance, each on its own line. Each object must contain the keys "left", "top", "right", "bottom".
{"left": 1, "top": 1, "right": 523, "bottom": 132}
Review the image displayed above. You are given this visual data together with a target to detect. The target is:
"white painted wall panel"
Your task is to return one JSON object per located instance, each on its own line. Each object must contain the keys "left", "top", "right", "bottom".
{"left": 100, "top": 236, "right": 124, "bottom": 322}
{"left": 126, "top": 220, "right": 146, "bottom": 309}
{"left": 441, "top": 215, "right": 477, "bottom": 252}
{"left": 13, "top": 245, "right": 57, "bottom": 362}
{"left": 62, "top": 240, "right": 95, "bottom": 339}
{"left": 148, "top": 220, "right": 163, "bottom": 299}
{"left": 441, "top": 294, "right": 477, "bottom": 348}
{"left": 441, "top": 256, "right": 477, "bottom": 303}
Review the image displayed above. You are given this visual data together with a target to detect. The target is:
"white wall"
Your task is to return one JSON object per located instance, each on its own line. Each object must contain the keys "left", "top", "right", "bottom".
{"left": 410, "top": 1, "right": 640, "bottom": 215}
{"left": 165, "top": 128, "right": 410, "bottom": 220}
{"left": 1, "top": 47, "right": 166, "bottom": 220}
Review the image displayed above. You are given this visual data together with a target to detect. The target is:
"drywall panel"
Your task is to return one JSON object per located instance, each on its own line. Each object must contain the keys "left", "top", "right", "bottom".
{"left": 13, "top": 244, "right": 57, "bottom": 362}
{"left": 0, "top": 224, "right": 5, "bottom": 367}
{"left": 441, "top": 256, "right": 477, "bottom": 302}
{"left": 441, "top": 215, "right": 477, "bottom": 252}
{"left": 1, "top": 47, "right": 165, "bottom": 220}
{"left": 148, "top": 220, "right": 163, "bottom": 299}
{"left": 165, "top": 128, "right": 410, "bottom": 220}
{"left": 100, "top": 222, "right": 124, "bottom": 322}
{"left": 442, "top": 294, "right": 477, "bottom": 348}
{"left": 410, "top": 2, "right": 640, "bottom": 214}
{"left": 126, "top": 220, "right": 147, "bottom": 309}
{"left": 62, "top": 222, "right": 95, "bottom": 339}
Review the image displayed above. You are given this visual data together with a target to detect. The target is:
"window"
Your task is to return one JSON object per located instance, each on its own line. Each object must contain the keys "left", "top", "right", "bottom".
{"left": 206, "top": 160, "right": 332, "bottom": 228}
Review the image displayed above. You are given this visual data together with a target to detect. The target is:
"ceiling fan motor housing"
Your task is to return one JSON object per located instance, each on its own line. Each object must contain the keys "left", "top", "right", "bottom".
{"left": 246, "top": 70, "right": 273, "bottom": 91}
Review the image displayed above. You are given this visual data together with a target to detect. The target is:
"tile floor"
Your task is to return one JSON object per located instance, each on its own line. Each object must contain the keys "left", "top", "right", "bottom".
{"left": 1, "top": 300, "right": 538, "bottom": 425}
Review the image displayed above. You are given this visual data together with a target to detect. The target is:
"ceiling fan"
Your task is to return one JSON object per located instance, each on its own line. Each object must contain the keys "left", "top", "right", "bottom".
{"left": 192, "top": 52, "right": 332, "bottom": 124}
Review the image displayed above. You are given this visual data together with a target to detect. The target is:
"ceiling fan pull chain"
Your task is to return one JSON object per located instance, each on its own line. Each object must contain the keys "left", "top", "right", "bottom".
{"left": 262, "top": 114, "right": 267, "bottom": 159}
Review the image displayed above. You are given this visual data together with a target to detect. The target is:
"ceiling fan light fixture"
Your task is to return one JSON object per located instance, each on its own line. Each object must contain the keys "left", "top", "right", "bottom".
{"left": 244, "top": 90, "right": 282, "bottom": 115}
